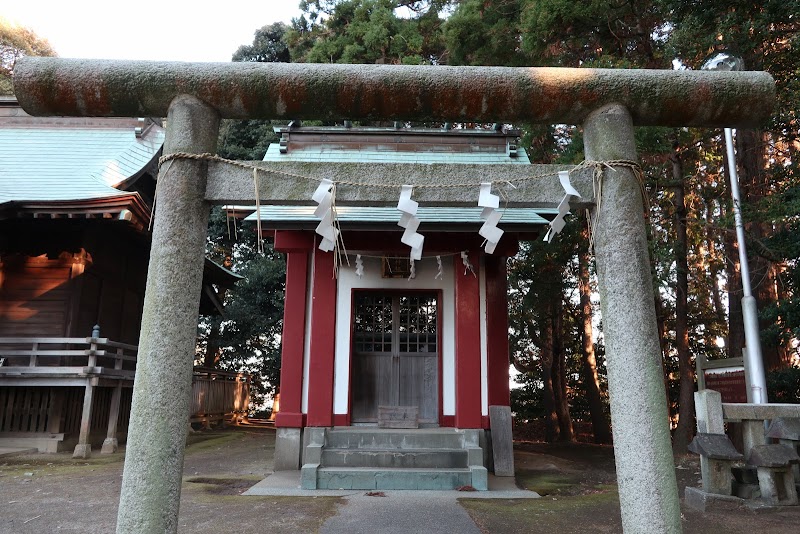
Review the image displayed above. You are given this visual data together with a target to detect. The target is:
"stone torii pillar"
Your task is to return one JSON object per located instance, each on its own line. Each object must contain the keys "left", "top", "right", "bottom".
{"left": 115, "top": 95, "right": 219, "bottom": 532}
{"left": 13, "top": 58, "right": 774, "bottom": 534}
{"left": 584, "top": 104, "right": 681, "bottom": 531}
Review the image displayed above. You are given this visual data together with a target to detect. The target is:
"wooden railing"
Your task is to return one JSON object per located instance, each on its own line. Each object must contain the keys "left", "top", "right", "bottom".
{"left": 191, "top": 367, "right": 251, "bottom": 425}
{"left": 0, "top": 336, "right": 138, "bottom": 455}
{"left": 1, "top": 339, "right": 252, "bottom": 453}
{"left": 0, "top": 337, "right": 138, "bottom": 381}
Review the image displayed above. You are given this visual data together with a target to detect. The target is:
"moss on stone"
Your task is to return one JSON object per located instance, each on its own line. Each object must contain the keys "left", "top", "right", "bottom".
{"left": 459, "top": 487, "right": 621, "bottom": 532}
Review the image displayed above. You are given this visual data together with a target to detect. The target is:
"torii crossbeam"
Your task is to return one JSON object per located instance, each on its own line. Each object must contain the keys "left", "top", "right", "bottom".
{"left": 14, "top": 57, "right": 774, "bottom": 534}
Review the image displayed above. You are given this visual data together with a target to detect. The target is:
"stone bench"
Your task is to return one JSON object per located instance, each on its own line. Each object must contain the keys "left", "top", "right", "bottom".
{"left": 688, "top": 433, "right": 744, "bottom": 495}
{"left": 767, "top": 418, "right": 800, "bottom": 483}
{"left": 692, "top": 389, "right": 800, "bottom": 507}
{"left": 687, "top": 390, "right": 747, "bottom": 511}
{"left": 747, "top": 444, "right": 800, "bottom": 505}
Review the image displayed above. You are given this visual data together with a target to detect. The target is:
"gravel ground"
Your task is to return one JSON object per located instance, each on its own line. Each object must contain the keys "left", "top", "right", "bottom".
{"left": 0, "top": 427, "right": 341, "bottom": 534}
{"left": 3, "top": 428, "right": 800, "bottom": 533}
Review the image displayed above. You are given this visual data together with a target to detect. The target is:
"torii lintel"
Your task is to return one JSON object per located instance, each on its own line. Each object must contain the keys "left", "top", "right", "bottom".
{"left": 205, "top": 161, "right": 596, "bottom": 208}
{"left": 14, "top": 57, "right": 774, "bottom": 128}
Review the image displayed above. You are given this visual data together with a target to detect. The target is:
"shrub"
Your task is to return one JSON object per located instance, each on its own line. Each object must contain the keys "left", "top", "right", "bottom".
{"left": 767, "top": 365, "right": 800, "bottom": 404}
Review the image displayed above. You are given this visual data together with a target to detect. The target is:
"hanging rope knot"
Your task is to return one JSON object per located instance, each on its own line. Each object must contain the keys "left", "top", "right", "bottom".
{"left": 157, "top": 152, "right": 596, "bottom": 190}
{"left": 155, "top": 152, "right": 650, "bottom": 258}
{"left": 158, "top": 151, "right": 218, "bottom": 168}
{"left": 581, "top": 159, "right": 643, "bottom": 180}
{"left": 158, "top": 151, "right": 644, "bottom": 191}
{"left": 578, "top": 160, "right": 648, "bottom": 250}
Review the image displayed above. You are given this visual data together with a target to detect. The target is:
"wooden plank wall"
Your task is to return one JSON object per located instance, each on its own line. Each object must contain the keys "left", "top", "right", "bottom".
{"left": 0, "top": 223, "right": 149, "bottom": 344}
{"left": 0, "top": 253, "right": 74, "bottom": 338}
{"left": 191, "top": 378, "right": 250, "bottom": 419}
{"left": 0, "top": 387, "right": 54, "bottom": 433}
{"left": 0, "top": 385, "right": 133, "bottom": 436}
{"left": 118, "top": 387, "right": 133, "bottom": 432}
{"left": 73, "top": 227, "right": 148, "bottom": 344}
{"left": 61, "top": 387, "right": 84, "bottom": 435}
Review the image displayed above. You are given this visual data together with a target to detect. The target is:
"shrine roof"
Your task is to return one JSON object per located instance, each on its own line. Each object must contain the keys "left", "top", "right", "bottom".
{"left": 246, "top": 125, "right": 551, "bottom": 228}
{"left": 244, "top": 206, "right": 556, "bottom": 229}
{"left": 262, "top": 124, "right": 529, "bottom": 165}
{"left": 0, "top": 97, "right": 164, "bottom": 204}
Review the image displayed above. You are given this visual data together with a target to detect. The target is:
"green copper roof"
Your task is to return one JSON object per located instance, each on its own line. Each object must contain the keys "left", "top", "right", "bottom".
{"left": 244, "top": 206, "right": 555, "bottom": 229}
{"left": 252, "top": 127, "right": 547, "bottom": 228}
{"left": 0, "top": 112, "right": 164, "bottom": 203}
{"left": 262, "top": 125, "right": 529, "bottom": 165}
{"left": 262, "top": 144, "right": 530, "bottom": 164}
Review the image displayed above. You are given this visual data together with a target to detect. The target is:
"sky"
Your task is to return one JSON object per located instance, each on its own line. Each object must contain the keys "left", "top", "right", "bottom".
{"left": 3, "top": 1, "right": 303, "bottom": 62}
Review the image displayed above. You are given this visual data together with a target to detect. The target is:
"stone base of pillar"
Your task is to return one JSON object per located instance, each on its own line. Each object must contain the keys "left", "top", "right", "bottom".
{"left": 101, "top": 438, "right": 118, "bottom": 454}
{"left": 733, "top": 481, "right": 760, "bottom": 500}
{"left": 685, "top": 486, "right": 745, "bottom": 512}
{"left": 755, "top": 466, "right": 799, "bottom": 506}
{"left": 72, "top": 444, "right": 92, "bottom": 459}
{"left": 274, "top": 428, "right": 302, "bottom": 471}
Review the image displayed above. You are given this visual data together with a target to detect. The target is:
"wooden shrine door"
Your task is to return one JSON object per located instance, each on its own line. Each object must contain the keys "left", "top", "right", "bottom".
{"left": 350, "top": 292, "right": 439, "bottom": 425}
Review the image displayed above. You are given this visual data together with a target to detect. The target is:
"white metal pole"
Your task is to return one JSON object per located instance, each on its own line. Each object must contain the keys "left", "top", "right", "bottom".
{"left": 724, "top": 127, "right": 768, "bottom": 404}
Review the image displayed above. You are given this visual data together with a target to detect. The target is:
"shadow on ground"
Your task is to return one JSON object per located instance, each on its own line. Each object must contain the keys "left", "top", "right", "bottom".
{"left": 3, "top": 429, "right": 800, "bottom": 533}
{"left": 0, "top": 427, "right": 342, "bottom": 534}
{"left": 460, "top": 441, "right": 800, "bottom": 534}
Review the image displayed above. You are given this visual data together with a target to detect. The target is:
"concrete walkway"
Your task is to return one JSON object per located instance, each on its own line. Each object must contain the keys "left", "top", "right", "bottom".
{"left": 321, "top": 492, "right": 482, "bottom": 534}
{"left": 245, "top": 470, "right": 540, "bottom": 499}
{"left": 245, "top": 470, "right": 540, "bottom": 534}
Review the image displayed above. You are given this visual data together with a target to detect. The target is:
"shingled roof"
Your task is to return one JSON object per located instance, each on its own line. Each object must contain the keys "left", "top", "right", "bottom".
{"left": 245, "top": 123, "right": 553, "bottom": 231}
{"left": 0, "top": 96, "right": 163, "bottom": 228}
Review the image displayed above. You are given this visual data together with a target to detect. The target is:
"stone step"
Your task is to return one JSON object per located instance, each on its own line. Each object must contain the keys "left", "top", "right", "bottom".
{"left": 321, "top": 447, "right": 469, "bottom": 468}
{"left": 324, "top": 428, "right": 466, "bottom": 450}
{"left": 315, "top": 467, "right": 475, "bottom": 490}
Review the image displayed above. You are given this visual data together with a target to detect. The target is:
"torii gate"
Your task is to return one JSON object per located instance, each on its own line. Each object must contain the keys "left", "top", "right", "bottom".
{"left": 14, "top": 58, "right": 774, "bottom": 533}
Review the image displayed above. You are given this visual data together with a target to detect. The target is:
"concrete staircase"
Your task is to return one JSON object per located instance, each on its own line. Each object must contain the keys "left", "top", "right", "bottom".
{"left": 300, "top": 427, "right": 488, "bottom": 490}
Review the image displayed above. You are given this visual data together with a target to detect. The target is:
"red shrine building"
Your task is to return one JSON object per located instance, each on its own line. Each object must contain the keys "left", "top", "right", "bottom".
{"left": 254, "top": 124, "right": 553, "bottom": 490}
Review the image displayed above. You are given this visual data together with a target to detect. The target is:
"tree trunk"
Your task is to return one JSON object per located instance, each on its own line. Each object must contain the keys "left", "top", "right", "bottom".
{"left": 540, "top": 311, "right": 558, "bottom": 443}
{"left": 705, "top": 199, "right": 726, "bottom": 326}
{"left": 647, "top": 211, "right": 673, "bottom": 423}
{"left": 551, "top": 299, "right": 574, "bottom": 442}
{"left": 724, "top": 226, "right": 746, "bottom": 361}
{"left": 578, "top": 221, "right": 612, "bottom": 444}
{"left": 736, "top": 129, "right": 786, "bottom": 368}
{"left": 203, "top": 317, "right": 222, "bottom": 368}
{"left": 670, "top": 149, "right": 695, "bottom": 454}
{"left": 722, "top": 141, "right": 746, "bottom": 361}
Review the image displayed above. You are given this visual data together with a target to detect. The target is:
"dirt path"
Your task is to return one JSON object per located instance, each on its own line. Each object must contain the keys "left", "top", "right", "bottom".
{"left": 0, "top": 428, "right": 341, "bottom": 533}
{"left": 460, "top": 442, "right": 800, "bottom": 534}
{"left": 2, "top": 430, "right": 800, "bottom": 533}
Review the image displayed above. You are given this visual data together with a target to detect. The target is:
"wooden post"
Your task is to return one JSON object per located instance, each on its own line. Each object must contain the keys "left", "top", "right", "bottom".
{"left": 29, "top": 341, "right": 38, "bottom": 367}
{"left": 305, "top": 244, "right": 337, "bottom": 428}
{"left": 73, "top": 336, "right": 99, "bottom": 458}
{"left": 73, "top": 379, "right": 95, "bottom": 458}
{"left": 101, "top": 348, "right": 124, "bottom": 454}
{"left": 454, "top": 250, "right": 482, "bottom": 429}
{"left": 47, "top": 387, "right": 64, "bottom": 433}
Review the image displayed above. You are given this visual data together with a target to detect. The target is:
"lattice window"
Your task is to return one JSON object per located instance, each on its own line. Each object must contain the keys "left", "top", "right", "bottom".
{"left": 398, "top": 295, "right": 437, "bottom": 353}
{"left": 353, "top": 293, "right": 393, "bottom": 352}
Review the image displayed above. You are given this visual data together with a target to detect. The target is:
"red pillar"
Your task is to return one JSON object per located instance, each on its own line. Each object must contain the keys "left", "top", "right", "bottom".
{"left": 274, "top": 231, "right": 313, "bottom": 428}
{"left": 485, "top": 255, "right": 511, "bottom": 407}
{"left": 454, "top": 250, "right": 482, "bottom": 428}
{"left": 306, "top": 244, "right": 337, "bottom": 427}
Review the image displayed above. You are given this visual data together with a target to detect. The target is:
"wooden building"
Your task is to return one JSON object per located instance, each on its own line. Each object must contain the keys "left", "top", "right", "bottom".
{"left": 0, "top": 96, "right": 239, "bottom": 456}
{"left": 251, "top": 124, "right": 554, "bottom": 490}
